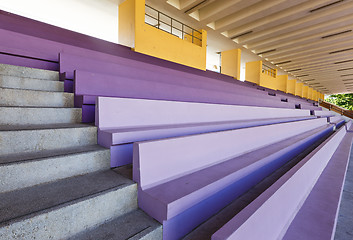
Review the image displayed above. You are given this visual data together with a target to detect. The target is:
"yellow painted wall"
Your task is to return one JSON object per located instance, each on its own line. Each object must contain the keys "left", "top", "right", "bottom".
{"left": 286, "top": 79, "right": 296, "bottom": 95}
{"left": 135, "top": 0, "right": 206, "bottom": 70}
{"left": 245, "top": 61, "right": 261, "bottom": 84}
{"left": 221, "top": 49, "right": 241, "bottom": 80}
{"left": 119, "top": 0, "right": 207, "bottom": 70}
{"left": 307, "top": 88, "right": 313, "bottom": 100}
{"left": 277, "top": 75, "right": 288, "bottom": 92}
{"left": 295, "top": 82, "right": 303, "bottom": 97}
{"left": 260, "top": 72, "right": 277, "bottom": 90}
{"left": 118, "top": 0, "right": 135, "bottom": 47}
{"left": 313, "top": 90, "right": 317, "bottom": 101}
{"left": 302, "top": 86, "right": 308, "bottom": 99}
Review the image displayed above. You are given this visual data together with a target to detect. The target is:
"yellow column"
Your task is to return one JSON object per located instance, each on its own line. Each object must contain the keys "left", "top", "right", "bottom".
{"left": 277, "top": 75, "right": 288, "bottom": 92}
{"left": 308, "top": 88, "right": 313, "bottom": 100}
{"left": 286, "top": 79, "right": 296, "bottom": 95}
{"left": 221, "top": 49, "right": 241, "bottom": 80}
{"left": 302, "top": 85, "right": 308, "bottom": 99}
{"left": 246, "top": 61, "right": 261, "bottom": 85}
{"left": 295, "top": 81, "right": 303, "bottom": 97}
{"left": 312, "top": 90, "right": 317, "bottom": 101}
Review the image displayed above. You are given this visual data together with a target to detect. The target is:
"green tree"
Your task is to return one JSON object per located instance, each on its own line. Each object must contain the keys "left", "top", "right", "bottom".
{"left": 325, "top": 93, "right": 353, "bottom": 110}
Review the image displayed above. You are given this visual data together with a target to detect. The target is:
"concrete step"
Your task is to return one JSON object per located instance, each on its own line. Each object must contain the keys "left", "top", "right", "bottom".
{"left": 0, "top": 124, "right": 97, "bottom": 155}
{"left": 0, "top": 75, "right": 64, "bottom": 91}
{"left": 69, "top": 209, "right": 162, "bottom": 240}
{"left": 0, "top": 145, "right": 110, "bottom": 193}
{"left": 0, "top": 107, "right": 82, "bottom": 125}
{"left": 0, "top": 170, "right": 137, "bottom": 240}
{"left": 0, "top": 88, "right": 74, "bottom": 107}
{"left": 0, "top": 63, "right": 59, "bottom": 80}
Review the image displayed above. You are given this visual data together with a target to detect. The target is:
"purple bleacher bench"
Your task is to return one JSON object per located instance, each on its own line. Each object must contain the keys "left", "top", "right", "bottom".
{"left": 283, "top": 130, "right": 353, "bottom": 240}
{"left": 211, "top": 124, "right": 349, "bottom": 240}
{"left": 314, "top": 110, "right": 336, "bottom": 118}
{"left": 74, "top": 69, "right": 298, "bottom": 122}
{"left": 96, "top": 97, "right": 315, "bottom": 167}
{"left": 329, "top": 116, "right": 346, "bottom": 128}
{"left": 133, "top": 118, "right": 332, "bottom": 240}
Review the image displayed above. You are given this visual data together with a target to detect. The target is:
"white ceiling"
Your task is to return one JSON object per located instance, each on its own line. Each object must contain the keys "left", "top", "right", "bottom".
{"left": 146, "top": 0, "right": 353, "bottom": 95}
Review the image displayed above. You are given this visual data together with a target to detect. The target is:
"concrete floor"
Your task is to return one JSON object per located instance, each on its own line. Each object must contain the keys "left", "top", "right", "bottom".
{"left": 335, "top": 142, "right": 353, "bottom": 240}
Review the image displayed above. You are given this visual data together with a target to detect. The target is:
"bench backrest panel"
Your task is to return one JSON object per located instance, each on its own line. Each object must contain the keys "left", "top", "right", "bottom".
{"left": 133, "top": 118, "right": 328, "bottom": 189}
{"left": 96, "top": 97, "right": 311, "bottom": 129}
{"left": 314, "top": 110, "right": 335, "bottom": 117}
{"left": 75, "top": 70, "right": 293, "bottom": 109}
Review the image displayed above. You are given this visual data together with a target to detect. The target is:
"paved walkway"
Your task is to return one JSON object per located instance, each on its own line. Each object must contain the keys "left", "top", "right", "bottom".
{"left": 335, "top": 142, "right": 353, "bottom": 240}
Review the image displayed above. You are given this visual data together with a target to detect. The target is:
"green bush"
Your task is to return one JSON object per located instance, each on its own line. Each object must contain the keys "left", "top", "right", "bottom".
{"left": 325, "top": 94, "right": 353, "bottom": 110}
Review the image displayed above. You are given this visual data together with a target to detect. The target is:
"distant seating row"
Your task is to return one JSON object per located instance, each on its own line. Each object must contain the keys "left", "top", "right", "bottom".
{"left": 58, "top": 52, "right": 321, "bottom": 122}
{"left": 96, "top": 97, "right": 315, "bottom": 167}
{"left": 212, "top": 120, "right": 352, "bottom": 240}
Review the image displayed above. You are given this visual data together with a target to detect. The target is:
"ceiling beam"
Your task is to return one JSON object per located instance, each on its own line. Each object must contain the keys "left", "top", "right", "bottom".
{"left": 229, "top": 0, "right": 333, "bottom": 40}
{"left": 267, "top": 41, "right": 353, "bottom": 63}
{"left": 243, "top": 1, "right": 353, "bottom": 49}
{"left": 249, "top": 14, "right": 353, "bottom": 51}
{"left": 214, "top": 0, "right": 287, "bottom": 32}
{"left": 261, "top": 32, "right": 353, "bottom": 59}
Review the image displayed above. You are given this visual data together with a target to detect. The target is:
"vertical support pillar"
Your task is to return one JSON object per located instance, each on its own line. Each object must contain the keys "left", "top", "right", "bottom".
{"left": 221, "top": 49, "right": 241, "bottom": 80}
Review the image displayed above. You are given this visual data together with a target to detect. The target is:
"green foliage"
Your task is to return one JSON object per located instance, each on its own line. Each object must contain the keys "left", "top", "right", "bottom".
{"left": 325, "top": 93, "right": 353, "bottom": 110}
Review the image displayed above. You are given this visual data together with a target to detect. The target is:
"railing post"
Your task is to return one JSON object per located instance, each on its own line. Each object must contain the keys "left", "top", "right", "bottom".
{"left": 157, "top": 12, "right": 160, "bottom": 29}
{"left": 192, "top": 29, "right": 194, "bottom": 43}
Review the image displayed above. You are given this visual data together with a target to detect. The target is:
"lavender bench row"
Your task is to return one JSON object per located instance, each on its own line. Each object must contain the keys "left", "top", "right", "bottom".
{"left": 245, "top": 82, "right": 318, "bottom": 107}
{"left": 132, "top": 118, "right": 331, "bottom": 240}
{"left": 74, "top": 68, "right": 320, "bottom": 122}
{"left": 314, "top": 110, "right": 336, "bottom": 118}
{"left": 212, "top": 123, "right": 350, "bottom": 240}
{"left": 60, "top": 52, "right": 288, "bottom": 104}
{"left": 329, "top": 116, "right": 346, "bottom": 128}
{"left": 96, "top": 97, "right": 315, "bottom": 167}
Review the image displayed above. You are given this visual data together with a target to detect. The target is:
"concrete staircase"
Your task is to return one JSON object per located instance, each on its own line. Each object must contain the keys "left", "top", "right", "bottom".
{"left": 0, "top": 64, "right": 162, "bottom": 240}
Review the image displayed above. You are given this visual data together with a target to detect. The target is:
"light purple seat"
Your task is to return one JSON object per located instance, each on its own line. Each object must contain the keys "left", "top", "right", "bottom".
{"left": 314, "top": 110, "right": 336, "bottom": 118}
{"left": 282, "top": 131, "right": 353, "bottom": 240}
{"left": 74, "top": 70, "right": 299, "bottom": 122}
{"left": 329, "top": 116, "right": 346, "bottom": 128}
{"left": 96, "top": 97, "right": 314, "bottom": 167}
{"left": 133, "top": 118, "right": 330, "bottom": 240}
{"left": 211, "top": 124, "right": 349, "bottom": 240}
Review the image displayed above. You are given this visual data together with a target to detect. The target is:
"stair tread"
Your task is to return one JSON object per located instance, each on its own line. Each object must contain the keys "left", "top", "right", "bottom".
{"left": 0, "top": 63, "right": 59, "bottom": 80}
{"left": 0, "top": 123, "right": 95, "bottom": 131}
{"left": 0, "top": 144, "right": 108, "bottom": 165}
{"left": 0, "top": 170, "right": 134, "bottom": 225}
{"left": 0, "top": 86, "right": 71, "bottom": 94}
{"left": 70, "top": 209, "right": 162, "bottom": 240}
{"left": 0, "top": 74, "right": 61, "bottom": 82}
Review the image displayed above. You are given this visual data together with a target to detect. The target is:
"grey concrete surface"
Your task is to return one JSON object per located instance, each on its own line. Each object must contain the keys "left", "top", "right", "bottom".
{"left": 0, "top": 63, "right": 159, "bottom": 239}
{"left": 0, "top": 145, "right": 111, "bottom": 193}
{"left": 70, "top": 210, "right": 162, "bottom": 240}
{"left": 0, "top": 87, "right": 74, "bottom": 107}
{"left": 0, "top": 171, "right": 137, "bottom": 240}
{"left": 0, "top": 75, "right": 64, "bottom": 91}
{"left": 0, "top": 124, "right": 97, "bottom": 155}
{"left": 334, "top": 142, "right": 353, "bottom": 240}
{"left": 0, "top": 64, "right": 59, "bottom": 80}
{"left": 0, "top": 107, "right": 82, "bottom": 125}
